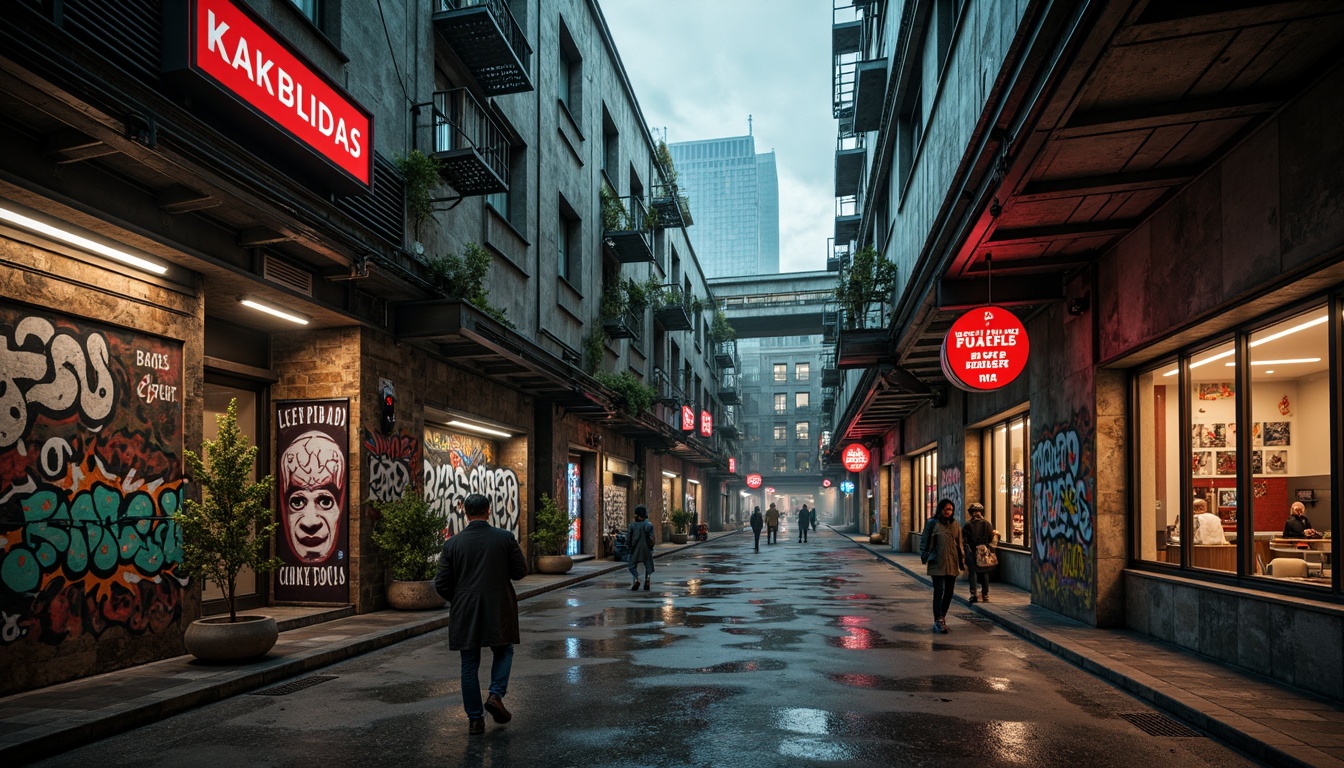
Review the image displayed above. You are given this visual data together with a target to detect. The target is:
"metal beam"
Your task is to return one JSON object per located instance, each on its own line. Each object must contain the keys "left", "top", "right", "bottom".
{"left": 986, "top": 221, "right": 1135, "bottom": 247}
{"left": 938, "top": 274, "right": 1065, "bottom": 310}
{"left": 156, "top": 185, "right": 219, "bottom": 214}
{"left": 43, "top": 129, "right": 118, "bottom": 164}
{"left": 1058, "top": 92, "right": 1279, "bottom": 138}
{"left": 1016, "top": 166, "right": 1197, "bottom": 202}
{"left": 240, "top": 227, "right": 294, "bottom": 247}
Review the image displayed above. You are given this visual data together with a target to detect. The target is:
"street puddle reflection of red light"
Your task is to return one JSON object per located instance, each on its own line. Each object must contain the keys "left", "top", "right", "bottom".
{"left": 833, "top": 593, "right": 873, "bottom": 601}
{"left": 830, "top": 672, "right": 882, "bottom": 688}
{"left": 837, "top": 615, "right": 869, "bottom": 627}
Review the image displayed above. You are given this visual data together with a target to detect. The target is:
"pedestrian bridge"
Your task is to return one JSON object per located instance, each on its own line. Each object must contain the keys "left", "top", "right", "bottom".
{"left": 710, "top": 271, "right": 834, "bottom": 339}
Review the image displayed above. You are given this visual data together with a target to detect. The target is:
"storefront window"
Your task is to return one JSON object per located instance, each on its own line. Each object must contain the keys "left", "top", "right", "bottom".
{"left": 1187, "top": 338, "right": 1236, "bottom": 573}
{"left": 1135, "top": 360, "right": 1180, "bottom": 565}
{"left": 982, "top": 414, "right": 1029, "bottom": 548}
{"left": 566, "top": 458, "right": 582, "bottom": 556}
{"left": 910, "top": 448, "right": 938, "bottom": 534}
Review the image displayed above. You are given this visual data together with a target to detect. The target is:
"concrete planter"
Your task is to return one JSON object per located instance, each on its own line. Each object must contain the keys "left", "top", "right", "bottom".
{"left": 183, "top": 615, "right": 278, "bottom": 661}
{"left": 386, "top": 580, "right": 446, "bottom": 610}
{"left": 670, "top": 533, "right": 688, "bottom": 544}
{"left": 535, "top": 555, "right": 573, "bottom": 574}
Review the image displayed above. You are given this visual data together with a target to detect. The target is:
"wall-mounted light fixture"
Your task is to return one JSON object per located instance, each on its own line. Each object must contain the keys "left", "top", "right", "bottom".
{"left": 239, "top": 295, "right": 310, "bottom": 325}
{"left": 687, "top": 479, "right": 700, "bottom": 485}
{"left": 0, "top": 202, "right": 168, "bottom": 275}
{"left": 661, "top": 470, "right": 679, "bottom": 479}
{"left": 447, "top": 419, "right": 512, "bottom": 439}
{"left": 1066, "top": 294, "right": 1090, "bottom": 316}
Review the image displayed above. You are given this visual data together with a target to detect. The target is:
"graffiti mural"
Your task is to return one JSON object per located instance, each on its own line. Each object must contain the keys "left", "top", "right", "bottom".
{"left": 1030, "top": 408, "right": 1095, "bottom": 616}
{"left": 274, "top": 399, "right": 350, "bottom": 603}
{"left": 937, "top": 465, "right": 963, "bottom": 520}
{"left": 0, "top": 306, "right": 185, "bottom": 651}
{"left": 602, "top": 484, "right": 627, "bottom": 533}
{"left": 362, "top": 429, "right": 421, "bottom": 505}
{"left": 423, "top": 424, "right": 520, "bottom": 538}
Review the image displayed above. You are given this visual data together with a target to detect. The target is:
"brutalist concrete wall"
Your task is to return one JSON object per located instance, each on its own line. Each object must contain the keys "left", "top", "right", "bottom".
{"left": 0, "top": 237, "right": 204, "bottom": 696}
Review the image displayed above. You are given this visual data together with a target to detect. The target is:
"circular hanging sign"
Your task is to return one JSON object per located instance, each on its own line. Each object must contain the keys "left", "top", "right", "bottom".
{"left": 822, "top": 478, "right": 832, "bottom": 488}
{"left": 941, "top": 305, "right": 1029, "bottom": 392}
{"left": 765, "top": 487, "right": 775, "bottom": 494}
{"left": 841, "top": 444, "right": 870, "bottom": 473}
{"left": 745, "top": 473, "right": 763, "bottom": 489}
{"left": 840, "top": 481, "right": 855, "bottom": 494}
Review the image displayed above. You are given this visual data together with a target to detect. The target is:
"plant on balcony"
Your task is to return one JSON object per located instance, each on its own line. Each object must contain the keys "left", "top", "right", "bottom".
{"left": 690, "top": 295, "right": 706, "bottom": 315}
{"left": 625, "top": 277, "right": 657, "bottom": 317}
{"left": 600, "top": 184, "right": 626, "bottom": 232}
{"left": 595, "top": 370, "right": 656, "bottom": 418}
{"left": 655, "top": 139, "right": 679, "bottom": 188}
{"left": 395, "top": 149, "right": 443, "bottom": 234}
{"left": 834, "top": 245, "right": 897, "bottom": 330}
{"left": 654, "top": 284, "right": 685, "bottom": 310}
{"left": 426, "top": 242, "right": 515, "bottom": 328}
{"left": 711, "top": 308, "right": 736, "bottom": 343}
{"left": 583, "top": 325, "right": 607, "bottom": 375}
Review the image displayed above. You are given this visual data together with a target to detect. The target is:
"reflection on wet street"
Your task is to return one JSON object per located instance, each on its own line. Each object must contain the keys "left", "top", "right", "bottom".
{"left": 47, "top": 530, "right": 1259, "bottom": 768}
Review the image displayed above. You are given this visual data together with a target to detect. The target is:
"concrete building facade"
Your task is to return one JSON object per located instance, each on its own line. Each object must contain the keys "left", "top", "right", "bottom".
{"left": 668, "top": 135, "right": 779, "bottom": 278}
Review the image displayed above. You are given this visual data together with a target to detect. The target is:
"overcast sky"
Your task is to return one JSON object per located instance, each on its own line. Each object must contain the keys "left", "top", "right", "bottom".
{"left": 600, "top": 1, "right": 835, "bottom": 274}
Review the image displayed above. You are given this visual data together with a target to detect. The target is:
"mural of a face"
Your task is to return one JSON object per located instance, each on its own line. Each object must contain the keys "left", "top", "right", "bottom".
{"left": 280, "top": 430, "right": 347, "bottom": 563}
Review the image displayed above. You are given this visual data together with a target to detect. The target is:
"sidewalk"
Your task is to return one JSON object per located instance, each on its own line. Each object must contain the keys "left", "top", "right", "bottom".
{"left": 0, "top": 530, "right": 737, "bottom": 765}
{"left": 845, "top": 534, "right": 1344, "bottom": 768}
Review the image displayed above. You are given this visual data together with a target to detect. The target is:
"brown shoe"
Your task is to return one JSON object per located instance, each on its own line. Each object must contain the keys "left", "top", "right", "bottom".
{"left": 968, "top": 594, "right": 978, "bottom": 603}
{"left": 468, "top": 718, "right": 485, "bottom": 735}
{"left": 630, "top": 581, "right": 640, "bottom": 591}
{"left": 484, "top": 693, "right": 512, "bottom": 724}
{"left": 981, "top": 594, "right": 990, "bottom": 602}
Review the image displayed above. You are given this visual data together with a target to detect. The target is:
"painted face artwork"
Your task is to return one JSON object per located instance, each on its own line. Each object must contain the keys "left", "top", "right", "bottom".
{"left": 280, "top": 430, "right": 347, "bottom": 563}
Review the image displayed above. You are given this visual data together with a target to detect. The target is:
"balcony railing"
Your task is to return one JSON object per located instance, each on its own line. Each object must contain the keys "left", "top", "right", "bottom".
{"left": 601, "top": 193, "right": 654, "bottom": 264}
{"left": 432, "top": 0, "right": 534, "bottom": 95}
{"left": 650, "top": 180, "right": 693, "bottom": 228}
{"left": 835, "top": 194, "right": 860, "bottom": 244}
{"left": 714, "top": 339, "right": 737, "bottom": 369}
{"left": 653, "top": 284, "right": 693, "bottom": 331}
{"left": 432, "top": 88, "right": 508, "bottom": 196}
{"left": 718, "top": 370, "right": 740, "bottom": 406}
{"left": 827, "top": 238, "right": 851, "bottom": 272}
{"left": 602, "top": 310, "right": 640, "bottom": 341}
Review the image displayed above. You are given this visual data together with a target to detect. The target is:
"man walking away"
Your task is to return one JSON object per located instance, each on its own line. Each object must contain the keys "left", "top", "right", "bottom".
{"left": 796, "top": 505, "right": 809, "bottom": 543}
{"left": 749, "top": 506, "right": 764, "bottom": 552}
{"left": 765, "top": 503, "right": 780, "bottom": 545}
{"left": 806, "top": 503, "right": 816, "bottom": 532}
{"left": 626, "top": 505, "right": 655, "bottom": 591}
{"left": 963, "top": 502, "right": 995, "bottom": 603}
{"left": 435, "top": 493, "right": 527, "bottom": 735}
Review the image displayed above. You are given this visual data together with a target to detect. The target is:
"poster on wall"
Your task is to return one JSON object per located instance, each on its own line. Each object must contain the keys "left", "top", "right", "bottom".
{"left": 0, "top": 304, "right": 186, "bottom": 648}
{"left": 274, "top": 398, "right": 349, "bottom": 603}
{"left": 566, "top": 461, "right": 582, "bottom": 556}
{"left": 422, "top": 424, "right": 521, "bottom": 538}
{"left": 603, "top": 484, "right": 628, "bottom": 533}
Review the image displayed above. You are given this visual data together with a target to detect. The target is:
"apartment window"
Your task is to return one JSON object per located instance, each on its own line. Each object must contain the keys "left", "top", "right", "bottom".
{"left": 795, "top": 392, "right": 809, "bottom": 410}
{"left": 773, "top": 363, "right": 787, "bottom": 382}
{"left": 981, "top": 413, "right": 1030, "bottom": 548}
{"left": 795, "top": 363, "right": 810, "bottom": 382}
{"left": 774, "top": 394, "right": 787, "bottom": 414}
{"left": 557, "top": 20, "right": 582, "bottom": 120}
{"left": 487, "top": 142, "right": 525, "bottom": 225}
{"left": 557, "top": 196, "right": 579, "bottom": 283}
{"left": 774, "top": 423, "right": 787, "bottom": 441}
{"left": 290, "top": 0, "right": 319, "bottom": 24}
{"left": 910, "top": 448, "right": 939, "bottom": 534}
{"left": 796, "top": 453, "right": 811, "bottom": 472}
{"left": 795, "top": 421, "right": 809, "bottom": 442}
{"left": 601, "top": 109, "right": 618, "bottom": 180}
{"left": 774, "top": 453, "right": 788, "bottom": 472}
{"left": 1134, "top": 301, "right": 1331, "bottom": 584}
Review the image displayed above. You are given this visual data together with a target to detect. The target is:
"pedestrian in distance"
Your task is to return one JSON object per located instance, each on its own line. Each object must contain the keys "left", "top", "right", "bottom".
{"left": 434, "top": 493, "right": 528, "bottom": 736}
{"left": 919, "top": 497, "right": 964, "bottom": 634}
{"left": 963, "top": 502, "right": 995, "bottom": 603}
{"left": 796, "top": 505, "right": 809, "bottom": 543}
{"left": 809, "top": 504, "right": 817, "bottom": 532}
{"left": 765, "top": 503, "right": 780, "bottom": 545}
{"left": 626, "top": 505, "right": 655, "bottom": 591}
{"left": 749, "top": 505, "right": 764, "bottom": 552}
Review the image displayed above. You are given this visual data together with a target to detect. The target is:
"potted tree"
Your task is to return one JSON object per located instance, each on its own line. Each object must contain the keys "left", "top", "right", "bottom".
{"left": 176, "top": 399, "right": 281, "bottom": 661}
{"left": 530, "top": 493, "right": 573, "bottom": 574}
{"left": 371, "top": 490, "right": 448, "bottom": 610}
{"left": 669, "top": 507, "right": 692, "bottom": 545}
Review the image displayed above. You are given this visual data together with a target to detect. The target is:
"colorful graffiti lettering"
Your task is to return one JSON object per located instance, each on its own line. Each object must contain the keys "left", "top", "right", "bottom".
{"left": 1030, "top": 409, "right": 1095, "bottom": 616}
{"left": 362, "top": 429, "right": 421, "bottom": 505}
{"left": 0, "top": 307, "right": 185, "bottom": 660}
{"left": 938, "top": 465, "right": 963, "bottom": 519}
{"left": 423, "top": 424, "right": 519, "bottom": 537}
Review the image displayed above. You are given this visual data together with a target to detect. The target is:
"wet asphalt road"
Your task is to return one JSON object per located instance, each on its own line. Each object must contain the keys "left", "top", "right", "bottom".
{"left": 36, "top": 528, "right": 1260, "bottom": 767}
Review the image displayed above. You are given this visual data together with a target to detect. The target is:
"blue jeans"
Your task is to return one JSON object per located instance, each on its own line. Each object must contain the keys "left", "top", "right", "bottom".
{"left": 460, "top": 645, "right": 513, "bottom": 719}
{"left": 627, "top": 555, "right": 654, "bottom": 580}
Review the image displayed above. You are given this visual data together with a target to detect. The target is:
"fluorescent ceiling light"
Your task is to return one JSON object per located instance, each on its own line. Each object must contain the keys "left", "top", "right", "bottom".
{"left": 1165, "top": 315, "right": 1328, "bottom": 376}
{"left": 447, "top": 419, "right": 512, "bottom": 439}
{"left": 687, "top": 479, "right": 700, "bottom": 485}
{"left": 239, "top": 296, "right": 309, "bottom": 325}
{"left": 0, "top": 204, "right": 168, "bottom": 275}
{"left": 1223, "top": 358, "right": 1321, "bottom": 366}
{"left": 662, "top": 470, "right": 679, "bottom": 478}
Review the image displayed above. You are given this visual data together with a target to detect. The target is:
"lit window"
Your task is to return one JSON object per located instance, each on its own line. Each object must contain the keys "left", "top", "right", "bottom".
{"left": 774, "top": 363, "right": 786, "bottom": 382}
{"left": 795, "top": 392, "right": 809, "bottom": 410}
{"left": 980, "top": 413, "right": 1029, "bottom": 548}
{"left": 796, "top": 363, "right": 810, "bottom": 382}
{"left": 773, "top": 424, "right": 787, "bottom": 441}
{"left": 774, "top": 393, "right": 786, "bottom": 414}
{"left": 795, "top": 421, "right": 809, "bottom": 442}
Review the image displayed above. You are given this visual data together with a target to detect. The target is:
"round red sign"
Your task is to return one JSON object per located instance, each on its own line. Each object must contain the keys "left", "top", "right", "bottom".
{"left": 841, "top": 444, "right": 870, "bottom": 473}
{"left": 941, "top": 306, "right": 1029, "bottom": 392}
{"left": 822, "top": 478, "right": 832, "bottom": 488}
{"left": 745, "top": 473, "right": 763, "bottom": 489}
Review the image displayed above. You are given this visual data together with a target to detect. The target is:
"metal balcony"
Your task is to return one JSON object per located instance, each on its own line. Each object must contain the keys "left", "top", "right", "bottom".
{"left": 432, "top": 0, "right": 534, "bottom": 95}
{"left": 826, "top": 238, "right": 850, "bottom": 272}
{"left": 714, "top": 340, "right": 736, "bottom": 369}
{"left": 432, "top": 88, "right": 508, "bottom": 196}
{"left": 852, "top": 58, "right": 888, "bottom": 132}
{"left": 835, "top": 130, "right": 865, "bottom": 197}
{"left": 602, "top": 194, "right": 654, "bottom": 264}
{"left": 653, "top": 285, "right": 693, "bottom": 331}
{"left": 835, "top": 194, "right": 860, "bottom": 243}
{"left": 602, "top": 310, "right": 639, "bottom": 340}
{"left": 650, "top": 180, "right": 693, "bottom": 228}
{"left": 718, "top": 370, "right": 740, "bottom": 406}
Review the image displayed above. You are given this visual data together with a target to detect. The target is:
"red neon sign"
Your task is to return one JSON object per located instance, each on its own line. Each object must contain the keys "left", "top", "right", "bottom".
{"left": 941, "top": 306, "right": 1029, "bottom": 392}
{"left": 681, "top": 405, "right": 696, "bottom": 432}
{"left": 700, "top": 409, "right": 713, "bottom": 438}
{"left": 822, "top": 478, "right": 832, "bottom": 488}
{"left": 166, "top": 0, "right": 373, "bottom": 189}
{"left": 841, "top": 444, "right": 870, "bottom": 473}
{"left": 728, "top": 457, "right": 737, "bottom": 474}
{"left": 745, "top": 473, "right": 763, "bottom": 489}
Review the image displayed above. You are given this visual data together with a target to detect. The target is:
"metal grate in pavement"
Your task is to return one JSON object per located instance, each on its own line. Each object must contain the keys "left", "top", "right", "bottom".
{"left": 1119, "top": 712, "right": 1203, "bottom": 737}
{"left": 250, "top": 675, "right": 337, "bottom": 696}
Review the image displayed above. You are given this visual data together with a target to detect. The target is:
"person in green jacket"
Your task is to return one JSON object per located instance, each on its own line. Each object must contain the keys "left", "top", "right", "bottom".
{"left": 919, "top": 498, "right": 964, "bottom": 634}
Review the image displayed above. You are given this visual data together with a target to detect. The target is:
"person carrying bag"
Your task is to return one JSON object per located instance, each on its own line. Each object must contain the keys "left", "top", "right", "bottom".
{"left": 963, "top": 502, "right": 997, "bottom": 603}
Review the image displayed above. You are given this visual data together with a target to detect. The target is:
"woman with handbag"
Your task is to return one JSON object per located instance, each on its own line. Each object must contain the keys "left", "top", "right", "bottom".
{"left": 919, "top": 498, "right": 964, "bottom": 634}
{"left": 963, "top": 502, "right": 997, "bottom": 603}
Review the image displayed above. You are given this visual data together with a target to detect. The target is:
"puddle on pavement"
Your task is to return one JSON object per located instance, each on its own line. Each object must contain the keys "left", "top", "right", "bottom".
{"left": 362, "top": 679, "right": 456, "bottom": 704}
{"left": 568, "top": 605, "right": 727, "bottom": 628}
{"left": 827, "top": 672, "right": 1012, "bottom": 693}
{"left": 721, "top": 627, "right": 811, "bottom": 650}
{"left": 825, "top": 626, "right": 907, "bottom": 649}
{"left": 678, "top": 658, "right": 788, "bottom": 674}
{"left": 527, "top": 632, "right": 684, "bottom": 659}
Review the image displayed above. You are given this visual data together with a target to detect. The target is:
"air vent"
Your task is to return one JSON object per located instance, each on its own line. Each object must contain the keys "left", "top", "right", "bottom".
{"left": 1119, "top": 712, "right": 1202, "bottom": 737}
{"left": 263, "top": 254, "right": 313, "bottom": 296}
{"left": 250, "top": 675, "right": 337, "bottom": 696}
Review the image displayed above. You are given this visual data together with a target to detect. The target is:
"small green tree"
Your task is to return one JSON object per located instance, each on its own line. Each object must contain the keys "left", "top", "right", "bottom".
{"left": 711, "top": 308, "right": 736, "bottom": 342}
{"left": 371, "top": 491, "right": 446, "bottom": 581}
{"left": 669, "top": 507, "right": 692, "bottom": 534}
{"left": 395, "top": 149, "right": 443, "bottom": 234}
{"left": 177, "top": 399, "right": 279, "bottom": 623}
{"left": 655, "top": 139, "right": 678, "bottom": 187}
{"left": 835, "top": 245, "right": 897, "bottom": 329}
{"left": 530, "top": 493, "right": 570, "bottom": 556}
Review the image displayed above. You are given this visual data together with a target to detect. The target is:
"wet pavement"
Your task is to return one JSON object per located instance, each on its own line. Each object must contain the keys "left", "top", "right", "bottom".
{"left": 24, "top": 528, "right": 1255, "bottom": 767}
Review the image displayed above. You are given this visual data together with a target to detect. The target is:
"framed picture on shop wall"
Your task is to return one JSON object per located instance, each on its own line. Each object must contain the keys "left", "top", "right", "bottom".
{"left": 1251, "top": 450, "right": 1263, "bottom": 474}
{"left": 1192, "top": 451, "right": 1213, "bottom": 476}
{"left": 1216, "top": 450, "right": 1237, "bottom": 475}
{"left": 1263, "top": 422, "right": 1290, "bottom": 446}
{"left": 1218, "top": 489, "right": 1237, "bottom": 509}
{"left": 1265, "top": 449, "right": 1288, "bottom": 474}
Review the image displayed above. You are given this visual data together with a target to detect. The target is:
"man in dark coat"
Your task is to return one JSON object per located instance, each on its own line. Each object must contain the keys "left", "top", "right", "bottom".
{"left": 796, "top": 505, "right": 810, "bottom": 543}
{"left": 626, "top": 505, "right": 655, "bottom": 590}
{"left": 435, "top": 493, "right": 527, "bottom": 735}
{"left": 749, "top": 506, "right": 764, "bottom": 551}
